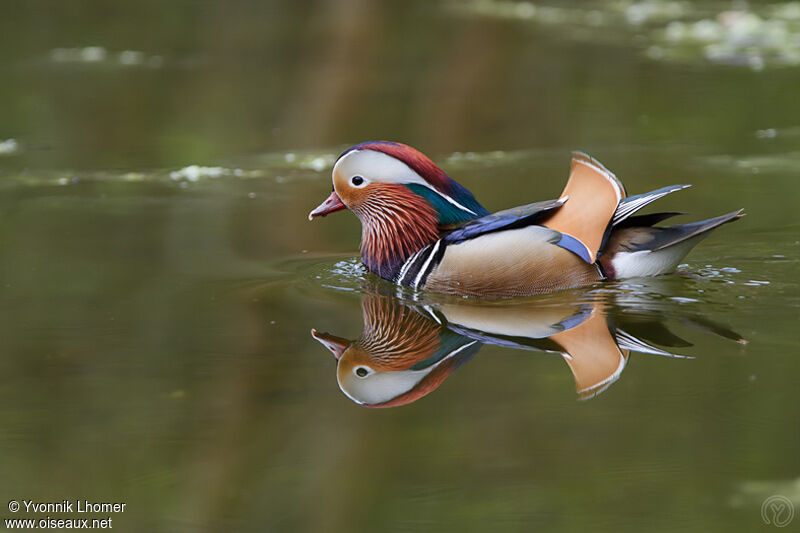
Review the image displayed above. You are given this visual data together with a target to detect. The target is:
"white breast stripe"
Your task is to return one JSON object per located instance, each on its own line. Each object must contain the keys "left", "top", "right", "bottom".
{"left": 397, "top": 247, "right": 426, "bottom": 285}
{"left": 412, "top": 239, "right": 442, "bottom": 290}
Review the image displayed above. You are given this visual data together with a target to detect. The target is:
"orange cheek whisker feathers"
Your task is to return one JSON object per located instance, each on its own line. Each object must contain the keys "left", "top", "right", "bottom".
{"left": 356, "top": 185, "right": 440, "bottom": 279}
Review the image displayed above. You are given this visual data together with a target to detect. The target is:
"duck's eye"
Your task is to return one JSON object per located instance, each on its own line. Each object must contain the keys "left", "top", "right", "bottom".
{"left": 351, "top": 176, "right": 364, "bottom": 186}
{"left": 355, "top": 367, "right": 368, "bottom": 377}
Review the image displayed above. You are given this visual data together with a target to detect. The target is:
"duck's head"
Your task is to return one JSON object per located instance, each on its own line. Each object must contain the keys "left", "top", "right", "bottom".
{"left": 308, "top": 141, "right": 488, "bottom": 278}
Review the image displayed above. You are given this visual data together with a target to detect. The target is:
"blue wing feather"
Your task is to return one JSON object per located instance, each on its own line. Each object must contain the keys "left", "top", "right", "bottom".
{"left": 444, "top": 198, "right": 566, "bottom": 244}
{"left": 555, "top": 233, "right": 593, "bottom": 263}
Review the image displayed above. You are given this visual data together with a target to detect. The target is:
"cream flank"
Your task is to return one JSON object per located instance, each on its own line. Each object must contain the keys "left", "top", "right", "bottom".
{"left": 424, "top": 225, "right": 601, "bottom": 297}
{"left": 437, "top": 303, "right": 586, "bottom": 339}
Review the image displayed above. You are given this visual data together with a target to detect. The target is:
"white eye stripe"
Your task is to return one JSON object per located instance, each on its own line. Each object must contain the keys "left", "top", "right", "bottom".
{"left": 335, "top": 150, "right": 475, "bottom": 214}
{"left": 412, "top": 239, "right": 441, "bottom": 290}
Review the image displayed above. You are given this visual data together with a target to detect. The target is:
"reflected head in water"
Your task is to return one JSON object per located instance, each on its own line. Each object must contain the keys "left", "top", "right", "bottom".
{"left": 312, "top": 296, "right": 480, "bottom": 407}
{"left": 312, "top": 292, "right": 746, "bottom": 407}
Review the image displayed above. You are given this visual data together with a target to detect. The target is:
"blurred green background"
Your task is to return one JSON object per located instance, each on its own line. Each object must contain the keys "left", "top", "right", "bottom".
{"left": 1, "top": 1, "right": 799, "bottom": 531}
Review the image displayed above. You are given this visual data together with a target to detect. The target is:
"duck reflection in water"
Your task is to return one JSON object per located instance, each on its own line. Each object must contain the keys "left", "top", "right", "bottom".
{"left": 312, "top": 293, "right": 744, "bottom": 407}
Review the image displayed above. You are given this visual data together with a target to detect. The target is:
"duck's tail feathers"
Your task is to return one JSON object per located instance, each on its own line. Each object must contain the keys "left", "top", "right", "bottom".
{"left": 599, "top": 209, "right": 744, "bottom": 279}
{"left": 614, "top": 211, "right": 684, "bottom": 229}
{"left": 612, "top": 184, "right": 691, "bottom": 226}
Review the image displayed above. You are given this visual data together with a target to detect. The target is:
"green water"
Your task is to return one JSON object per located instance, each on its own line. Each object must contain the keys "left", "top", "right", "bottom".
{"left": 1, "top": 1, "right": 800, "bottom": 531}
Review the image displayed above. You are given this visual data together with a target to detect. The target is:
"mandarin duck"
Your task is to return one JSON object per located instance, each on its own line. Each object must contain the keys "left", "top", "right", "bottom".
{"left": 311, "top": 293, "right": 737, "bottom": 406}
{"left": 309, "top": 141, "right": 743, "bottom": 298}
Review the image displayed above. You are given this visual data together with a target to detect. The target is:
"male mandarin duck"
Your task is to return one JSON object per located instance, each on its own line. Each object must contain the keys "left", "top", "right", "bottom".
{"left": 310, "top": 293, "right": 741, "bottom": 406}
{"left": 309, "top": 141, "right": 743, "bottom": 298}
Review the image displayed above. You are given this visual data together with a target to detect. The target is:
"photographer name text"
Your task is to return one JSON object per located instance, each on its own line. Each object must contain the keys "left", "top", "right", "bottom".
{"left": 12, "top": 501, "right": 125, "bottom": 514}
